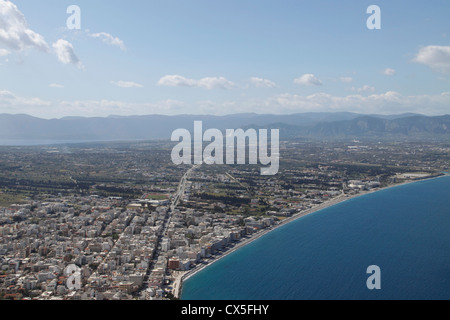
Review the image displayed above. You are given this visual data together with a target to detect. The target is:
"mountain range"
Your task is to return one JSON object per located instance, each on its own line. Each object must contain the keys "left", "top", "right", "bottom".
{"left": 0, "top": 112, "right": 449, "bottom": 142}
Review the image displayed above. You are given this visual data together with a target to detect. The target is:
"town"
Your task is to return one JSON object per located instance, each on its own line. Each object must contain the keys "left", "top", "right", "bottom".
{"left": 0, "top": 139, "right": 448, "bottom": 300}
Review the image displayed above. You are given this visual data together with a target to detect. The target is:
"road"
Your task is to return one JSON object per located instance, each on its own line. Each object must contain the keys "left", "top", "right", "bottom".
{"left": 140, "top": 164, "right": 201, "bottom": 296}
{"left": 171, "top": 164, "right": 201, "bottom": 211}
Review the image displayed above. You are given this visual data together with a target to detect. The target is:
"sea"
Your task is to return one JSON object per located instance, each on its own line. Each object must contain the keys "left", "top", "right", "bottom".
{"left": 0, "top": 139, "right": 123, "bottom": 146}
{"left": 181, "top": 175, "right": 450, "bottom": 300}
{"left": 0, "top": 140, "right": 90, "bottom": 146}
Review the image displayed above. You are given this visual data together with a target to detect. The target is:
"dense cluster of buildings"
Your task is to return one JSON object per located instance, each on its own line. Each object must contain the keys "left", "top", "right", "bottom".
{"left": 0, "top": 191, "right": 280, "bottom": 300}
{"left": 0, "top": 196, "right": 155, "bottom": 300}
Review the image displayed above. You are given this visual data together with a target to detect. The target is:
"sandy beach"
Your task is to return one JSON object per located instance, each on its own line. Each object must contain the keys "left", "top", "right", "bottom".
{"left": 173, "top": 174, "right": 447, "bottom": 299}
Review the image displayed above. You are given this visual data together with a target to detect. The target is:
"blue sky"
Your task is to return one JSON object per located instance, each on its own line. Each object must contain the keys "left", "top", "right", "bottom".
{"left": 0, "top": 0, "right": 450, "bottom": 118}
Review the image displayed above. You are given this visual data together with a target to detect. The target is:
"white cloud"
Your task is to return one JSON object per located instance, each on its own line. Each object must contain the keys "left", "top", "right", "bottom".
{"left": 0, "top": 48, "right": 9, "bottom": 56}
{"left": 0, "top": 90, "right": 51, "bottom": 112}
{"left": 350, "top": 85, "right": 376, "bottom": 93}
{"left": 192, "top": 91, "right": 450, "bottom": 116}
{"left": 0, "top": 90, "right": 15, "bottom": 100}
{"left": 158, "top": 75, "right": 197, "bottom": 87}
{"left": 49, "top": 83, "right": 64, "bottom": 88}
{"left": 294, "top": 74, "right": 323, "bottom": 86}
{"left": 250, "top": 77, "right": 278, "bottom": 88}
{"left": 256, "top": 91, "right": 445, "bottom": 115}
{"left": 52, "top": 39, "right": 83, "bottom": 69}
{"left": 382, "top": 68, "right": 396, "bottom": 76}
{"left": 197, "top": 77, "right": 236, "bottom": 90}
{"left": 340, "top": 77, "right": 353, "bottom": 83}
{"left": 0, "top": 0, "right": 49, "bottom": 52}
{"left": 2, "top": 88, "right": 450, "bottom": 118}
{"left": 0, "top": 1, "right": 87, "bottom": 68}
{"left": 0, "top": 89, "right": 186, "bottom": 118}
{"left": 413, "top": 45, "right": 450, "bottom": 73}
{"left": 90, "top": 32, "right": 126, "bottom": 51}
{"left": 53, "top": 99, "right": 185, "bottom": 118}
{"left": 157, "top": 75, "right": 236, "bottom": 90}
{"left": 112, "top": 81, "right": 143, "bottom": 88}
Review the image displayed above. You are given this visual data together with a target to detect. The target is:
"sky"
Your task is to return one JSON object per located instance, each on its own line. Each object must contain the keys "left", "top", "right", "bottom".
{"left": 0, "top": 0, "right": 450, "bottom": 119}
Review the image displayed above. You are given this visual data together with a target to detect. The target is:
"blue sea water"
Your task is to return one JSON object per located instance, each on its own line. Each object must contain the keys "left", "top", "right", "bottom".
{"left": 182, "top": 176, "right": 450, "bottom": 300}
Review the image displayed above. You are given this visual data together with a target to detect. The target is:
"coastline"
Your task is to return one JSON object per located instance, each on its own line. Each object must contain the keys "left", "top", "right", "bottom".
{"left": 173, "top": 173, "right": 448, "bottom": 299}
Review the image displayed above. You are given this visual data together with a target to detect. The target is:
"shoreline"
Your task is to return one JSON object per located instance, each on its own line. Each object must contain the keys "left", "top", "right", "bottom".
{"left": 173, "top": 173, "right": 448, "bottom": 299}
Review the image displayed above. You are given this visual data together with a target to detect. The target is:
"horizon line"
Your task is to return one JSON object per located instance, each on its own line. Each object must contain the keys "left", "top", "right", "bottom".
{"left": 2, "top": 111, "right": 449, "bottom": 121}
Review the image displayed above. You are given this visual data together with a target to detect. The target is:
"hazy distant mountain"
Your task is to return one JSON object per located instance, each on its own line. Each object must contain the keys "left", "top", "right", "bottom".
{"left": 0, "top": 112, "right": 448, "bottom": 142}
{"left": 0, "top": 112, "right": 363, "bottom": 141}
{"left": 309, "top": 115, "right": 450, "bottom": 139}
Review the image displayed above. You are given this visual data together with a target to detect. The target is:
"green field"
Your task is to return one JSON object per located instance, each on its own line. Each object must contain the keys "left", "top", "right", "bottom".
{"left": 0, "top": 192, "right": 26, "bottom": 207}
{"left": 144, "top": 193, "right": 169, "bottom": 200}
